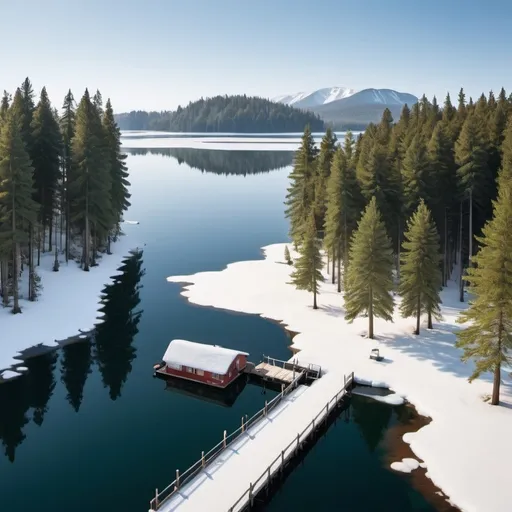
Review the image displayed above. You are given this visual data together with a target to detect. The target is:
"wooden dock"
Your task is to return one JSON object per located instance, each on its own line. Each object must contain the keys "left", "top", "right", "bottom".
{"left": 244, "top": 356, "right": 321, "bottom": 387}
{"left": 149, "top": 371, "right": 355, "bottom": 512}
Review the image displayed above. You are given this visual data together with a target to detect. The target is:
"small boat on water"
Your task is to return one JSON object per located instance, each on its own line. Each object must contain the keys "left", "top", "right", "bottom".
{"left": 154, "top": 339, "right": 249, "bottom": 389}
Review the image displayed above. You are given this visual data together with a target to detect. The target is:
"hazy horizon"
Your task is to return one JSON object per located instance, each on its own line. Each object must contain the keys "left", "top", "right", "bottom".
{"left": 3, "top": 0, "right": 512, "bottom": 113}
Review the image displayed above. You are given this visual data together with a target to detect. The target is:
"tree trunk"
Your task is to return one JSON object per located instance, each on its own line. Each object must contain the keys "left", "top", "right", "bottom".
{"left": 397, "top": 217, "right": 401, "bottom": 282}
{"left": 326, "top": 252, "right": 330, "bottom": 275}
{"left": 491, "top": 364, "right": 501, "bottom": 406}
{"left": 468, "top": 189, "right": 473, "bottom": 266}
{"left": 84, "top": 179, "right": 90, "bottom": 272}
{"left": 337, "top": 241, "right": 341, "bottom": 293}
{"left": 368, "top": 287, "right": 374, "bottom": 339}
{"left": 48, "top": 214, "right": 53, "bottom": 252}
{"left": 37, "top": 226, "right": 41, "bottom": 266}
{"left": 415, "top": 294, "right": 421, "bottom": 335}
{"left": 313, "top": 288, "right": 318, "bottom": 309}
{"left": 12, "top": 242, "right": 21, "bottom": 314}
{"left": 53, "top": 214, "right": 59, "bottom": 272}
{"left": 459, "top": 201, "right": 464, "bottom": 302}
{"left": 1, "top": 259, "right": 9, "bottom": 306}
{"left": 331, "top": 247, "right": 335, "bottom": 284}
{"left": 427, "top": 310, "right": 433, "bottom": 329}
{"left": 443, "top": 207, "right": 448, "bottom": 287}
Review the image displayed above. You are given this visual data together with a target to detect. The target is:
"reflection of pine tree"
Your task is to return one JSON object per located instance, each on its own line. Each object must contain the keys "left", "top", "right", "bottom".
{"left": 94, "top": 251, "right": 144, "bottom": 400}
{"left": 26, "top": 351, "right": 57, "bottom": 426}
{"left": 0, "top": 375, "right": 30, "bottom": 462}
{"left": 351, "top": 395, "right": 393, "bottom": 452}
{"left": 125, "top": 148, "right": 294, "bottom": 175}
{"left": 61, "top": 341, "right": 93, "bottom": 412}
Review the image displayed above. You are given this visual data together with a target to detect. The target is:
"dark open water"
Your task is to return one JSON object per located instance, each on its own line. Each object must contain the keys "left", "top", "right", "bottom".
{"left": 0, "top": 142, "right": 437, "bottom": 511}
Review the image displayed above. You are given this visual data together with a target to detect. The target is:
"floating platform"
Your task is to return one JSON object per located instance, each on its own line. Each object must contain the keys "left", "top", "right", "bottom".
{"left": 246, "top": 362, "right": 298, "bottom": 384}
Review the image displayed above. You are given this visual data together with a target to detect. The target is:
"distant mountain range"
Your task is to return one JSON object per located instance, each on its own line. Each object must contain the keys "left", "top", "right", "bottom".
{"left": 274, "top": 87, "right": 418, "bottom": 129}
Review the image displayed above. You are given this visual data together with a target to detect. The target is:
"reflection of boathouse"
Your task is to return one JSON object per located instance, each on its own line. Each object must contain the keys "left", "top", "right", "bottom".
{"left": 162, "top": 374, "right": 247, "bottom": 408}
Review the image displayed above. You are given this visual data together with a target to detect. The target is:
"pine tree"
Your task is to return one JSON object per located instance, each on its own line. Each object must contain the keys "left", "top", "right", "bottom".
{"left": 284, "top": 245, "right": 292, "bottom": 265}
{"left": 289, "top": 212, "right": 324, "bottom": 309}
{"left": 401, "top": 134, "right": 430, "bottom": 217}
{"left": 69, "top": 89, "right": 112, "bottom": 271}
{"left": 313, "top": 127, "right": 337, "bottom": 232}
{"left": 285, "top": 125, "right": 318, "bottom": 246}
{"left": 344, "top": 197, "right": 395, "bottom": 338}
{"left": 0, "top": 91, "right": 10, "bottom": 121}
{"left": 399, "top": 201, "right": 442, "bottom": 334}
{"left": 102, "top": 99, "right": 131, "bottom": 245}
{"left": 60, "top": 90, "right": 76, "bottom": 261}
{"left": 456, "top": 174, "right": 512, "bottom": 406}
{"left": 0, "top": 113, "right": 39, "bottom": 313}
{"left": 455, "top": 112, "right": 489, "bottom": 266}
{"left": 324, "top": 146, "right": 360, "bottom": 292}
{"left": 31, "top": 87, "right": 62, "bottom": 255}
{"left": 500, "top": 117, "right": 512, "bottom": 183}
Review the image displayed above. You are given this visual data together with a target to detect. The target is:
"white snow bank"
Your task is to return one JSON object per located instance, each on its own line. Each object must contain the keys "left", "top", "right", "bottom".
{"left": 0, "top": 233, "right": 142, "bottom": 372}
{"left": 1, "top": 370, "right": 21, "bottom": 380}
{"left": 167, "top": 243, "right": 512, "bottom": 512}
{"left": 391, "top": 457, "right": 421, "bottom": 473}
{"left": 352, "top": 387, "right": 405, "bottom": 405}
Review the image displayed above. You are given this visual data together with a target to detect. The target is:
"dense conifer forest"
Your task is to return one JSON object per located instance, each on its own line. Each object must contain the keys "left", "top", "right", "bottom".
{"left": 115, "top": 95, "right": 325, "bottom": 133}
{"left": 0, "top": 78, "right": 131, "bottom": 314}
{"left": 286, "top": 88, "right": 512, "bottom": 404}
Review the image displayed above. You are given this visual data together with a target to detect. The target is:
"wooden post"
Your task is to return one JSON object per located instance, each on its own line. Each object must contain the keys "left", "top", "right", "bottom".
{"left": 281, "top": 450, "right": 285, "bottom": 477}
{"left": 326, "top": 402, "right": 329, "bottom": 414}
{"left": 264, "top": 400, "right": 268, "bottom": 415}
{"left": 201, "top": 451, "right": 205, "bottom": 467}
{"left": 267, "top": 466, "right": 271, "bottom": 495}
{"left": 296, "top": 433, "right": 300, "bottom": 450}
{"left": 155, "top": 488, "right": 159, "bottom": 509}
{"left": 176, "top": 469, "right": 180, "bottom": 489}
{"left": 241, "top": 416, "right": 245, "bottom": 432}
{"left": 249, "top": 482, "right": 254, "bottom": 506}
{"left": 281, "top": 383, "right": 285, "bottom": 394}
{"left": 223, "top": 430, "right": 227, "bottom": 448}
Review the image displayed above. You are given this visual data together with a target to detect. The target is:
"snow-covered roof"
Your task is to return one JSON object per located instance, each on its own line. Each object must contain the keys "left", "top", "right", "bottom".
{"left": 162, "top": 339, "right": 249, "bottom": 375}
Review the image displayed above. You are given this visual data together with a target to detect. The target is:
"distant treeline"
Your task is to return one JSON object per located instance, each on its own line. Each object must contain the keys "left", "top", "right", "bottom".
{"left": 115, "top": 95, "right": 325, "bottom": 133}
{"left": 125, "top": 147, "right": 294, "bottom": 175}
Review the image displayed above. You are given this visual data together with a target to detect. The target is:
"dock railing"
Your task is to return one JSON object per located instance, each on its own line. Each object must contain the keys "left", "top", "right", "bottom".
{"left": 261, "top": 355, "right": 322, "bottom": 380}
{"left": 149, "top": 368, "right": 307, "bottom": 511}
{"left": 227, "top": 371, "right": 354, "bottom": 512}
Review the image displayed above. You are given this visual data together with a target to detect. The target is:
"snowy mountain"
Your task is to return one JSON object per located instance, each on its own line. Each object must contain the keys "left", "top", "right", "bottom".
{"left": 273, "top": 87, "right": 356, "bottom": 109}
{"left": 309, "top": 88, "right": 419, "bottom": 128}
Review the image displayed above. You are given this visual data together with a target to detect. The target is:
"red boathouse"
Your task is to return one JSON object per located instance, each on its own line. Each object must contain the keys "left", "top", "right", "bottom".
{"left": 160, "top": 339, "right": 249, "bottom": 388}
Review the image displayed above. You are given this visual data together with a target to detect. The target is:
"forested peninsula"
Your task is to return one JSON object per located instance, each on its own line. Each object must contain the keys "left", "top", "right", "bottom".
{"left": 0, "top": 77, "right": 131, "bottom": 314}
{"left": 115, "top": 95, "right": 325, "bottom": 133}
{"left": 286, "top": 88, "right": 512, "bottom": 404}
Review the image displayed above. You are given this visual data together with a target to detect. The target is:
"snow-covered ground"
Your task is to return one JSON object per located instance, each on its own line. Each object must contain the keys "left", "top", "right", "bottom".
{"left": 167, "top": 243, "right": 512, "bottom": 512}
{"left": 0, "top": 228, "right": 141, "bottom": 377}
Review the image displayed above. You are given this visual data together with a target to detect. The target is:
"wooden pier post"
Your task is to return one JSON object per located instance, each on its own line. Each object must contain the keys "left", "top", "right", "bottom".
{"left": 201, "top": 451, "right": 205, "bottom": 467}
{"left": 280, "top": 450, "right": 285, "bottom": 477}
{"left": 241, "top": 416, "right": 245, "bottom": 432}
{"left": 223, "top": 430, "right": 227, "bottom": 448}
{"left": 175, "top": 469, "right": 180, "bottom": 489}
{"left": 249, "top": 482, "right": 254, "bottom": 506}
{"left": 296, "top": 433, "right": 300, "bottom": 450}
{"left": 155, "top": 488, "right": 159, "bottom": 509}
{"left": 267, "top": 466, "right": 271, "bottom": 495}
{"left": 264, "top": 400, "right": 268, "bottom": 415}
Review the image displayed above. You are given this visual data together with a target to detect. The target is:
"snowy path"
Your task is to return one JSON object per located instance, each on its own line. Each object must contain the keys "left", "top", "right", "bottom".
{"left": 167, "top": 243, "right": 512, "bottom": 512}
{"left": 159, "top": 373, "right": 350, "bottom": 512}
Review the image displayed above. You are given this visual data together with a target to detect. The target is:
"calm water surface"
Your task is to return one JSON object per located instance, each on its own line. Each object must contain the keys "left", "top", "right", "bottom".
{"left": 0, "top": 142, "right": 436, "bottom": 511}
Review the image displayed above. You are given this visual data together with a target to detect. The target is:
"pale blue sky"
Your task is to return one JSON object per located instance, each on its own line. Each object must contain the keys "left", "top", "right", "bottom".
{"left": 3, "top": 0, "right": 512, "bottom": 112}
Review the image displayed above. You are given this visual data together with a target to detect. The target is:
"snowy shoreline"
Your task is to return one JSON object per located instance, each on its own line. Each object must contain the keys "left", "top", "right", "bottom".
{"left": 0, "top": 228, "right": 142, "bottom": 379}
{"left": 167, "top": 243, "right": 512, "bottom": 512}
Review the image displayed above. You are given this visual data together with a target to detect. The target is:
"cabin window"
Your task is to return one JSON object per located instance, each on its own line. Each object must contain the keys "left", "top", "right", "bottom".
{"left": 212, "top": 373, "right": 222, "bottom": 380}
{"left": 168, "top": 362, "right": 182, "bottom": 371}
{"left": 185, "top": 367, "right": 196, "bottom": 374}
{"left": 196, "top": 370, "right": 204, "bottom": 376}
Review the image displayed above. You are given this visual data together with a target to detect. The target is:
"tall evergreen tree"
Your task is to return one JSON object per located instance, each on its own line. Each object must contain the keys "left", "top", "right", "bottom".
{"left": 344, "top": 197, "right": 395, "bottom": 339}
{"left": 399, "top": 201, "right": 442, "bottom": 334}
{"left": 285, "top": 125, "right": 318, "bottom": 246}
{"left": 0, "top": 91, "right": 10, "bottom": 121}
{"left": 31, "top": 87, "right": 62, "bottom": 253}
{"left": 401, "top": 134, "right": 430, "bottom": 217}
{"left": 324, "top": 146, "right": 360, "bottom": 292}
{"left": 60, "top": 90, "right": 76, "bottom": 261}
{"left": 69, "top": 89, "right": 112, "bottom": 271}
{"left": 0, "top": 113, "right": 39, "bottom": 313}
{"left": 456, "top": 174, "right": 512, "bottom": 406}
{"left": 455, "top": 112, "right": 489, "bottom": 265}
{"left": 289, "top": 212, "right": 324, "bottom": 309}
{"left": 102, "top": 99, "right": 131, "bottom": 245}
